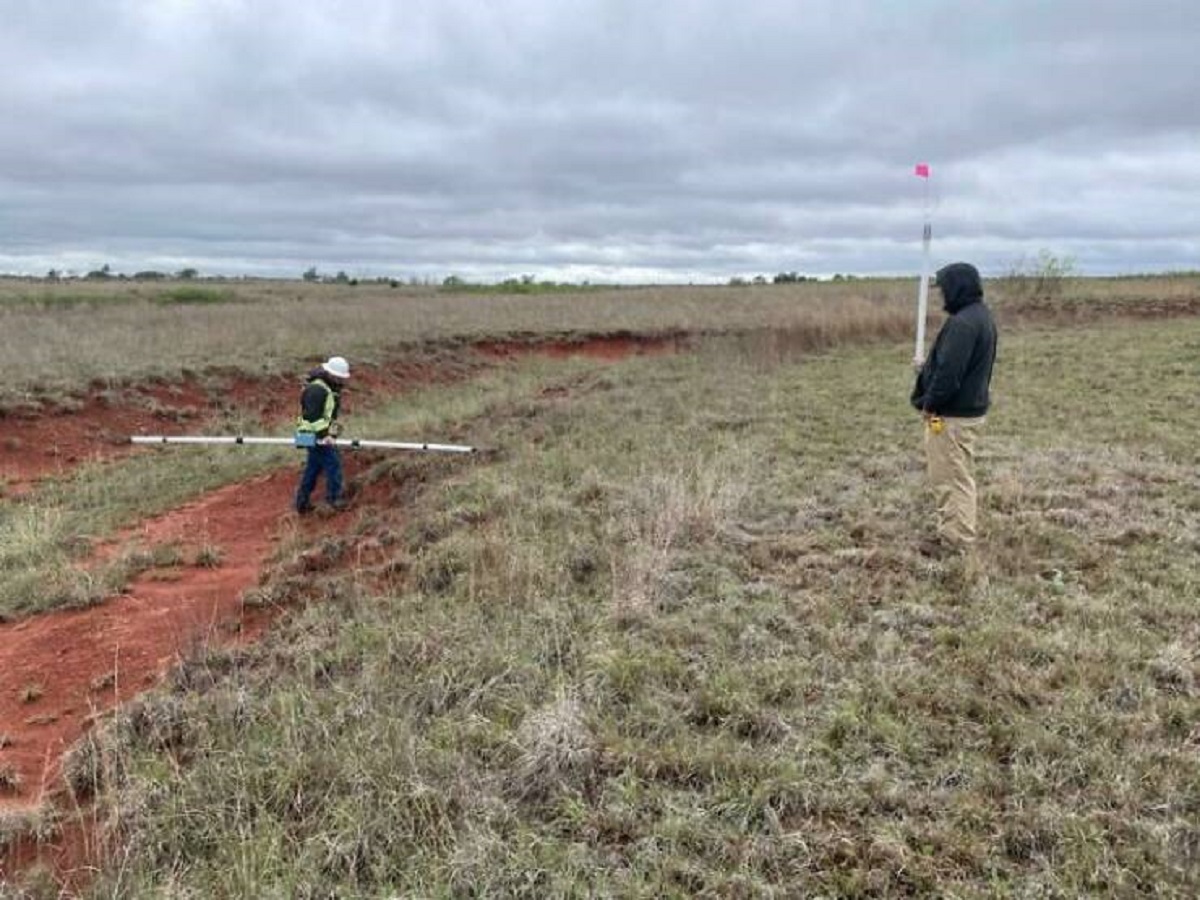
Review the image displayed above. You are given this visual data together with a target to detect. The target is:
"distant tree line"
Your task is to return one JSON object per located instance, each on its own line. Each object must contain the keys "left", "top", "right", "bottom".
{"left": 728, "top": 272, "right": 825, "bottom": 286}
{"left": 43, "top": 265, "right": 201, "bottom": 281}
{"left": 302, "top": 266, "right": 375, "bottom": 287}
{"left": 298, "top": 268, "right": 602, "bottom": 293}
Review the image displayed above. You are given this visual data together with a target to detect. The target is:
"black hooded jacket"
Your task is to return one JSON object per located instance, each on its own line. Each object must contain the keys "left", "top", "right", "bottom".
{"left": 910, "top": 262, "right": 997, "bottom": 417}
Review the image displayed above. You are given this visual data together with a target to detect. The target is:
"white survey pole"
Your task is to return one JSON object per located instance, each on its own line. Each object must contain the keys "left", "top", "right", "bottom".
{"left": 915, "top": 221, "right": 932, "bottom": 363}
{"left": 131, "top": 435, "right": 476, "bottom": 454}
{"left": 913, "top": 162, "right": 933, "bottom": 367}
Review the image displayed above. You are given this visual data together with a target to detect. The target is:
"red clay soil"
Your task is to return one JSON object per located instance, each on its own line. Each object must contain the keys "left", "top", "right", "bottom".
{"left": 2, "top": 818, "right": 93, "bottom": 894}
{"left": 473, "top": 333, "right": 683, "bottom": 362}
{"left": 0, "top": 369, "right": 407, "bottom": 497}
{"left": 0, "top": 383, "right": 208, "bottom": 496}
{"left": 0, "top": 334, "right": 683, "bottom": 496}
{"left": 0, "top": 333, "right": 680, "bottom": 887}
{"left": 0, "top": 459, "right": 384, "bottom": 885}
{"left": 0, "top": 470, "right": 296, "bottom": 810}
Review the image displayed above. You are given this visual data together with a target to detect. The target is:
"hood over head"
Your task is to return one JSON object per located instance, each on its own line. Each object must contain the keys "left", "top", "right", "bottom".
{"left": 935, "top": 262, "right": 983, "bottom": 313}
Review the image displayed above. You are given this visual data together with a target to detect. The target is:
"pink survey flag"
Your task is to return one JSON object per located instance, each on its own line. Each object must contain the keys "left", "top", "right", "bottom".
{"left": 914, "top": 162, "right": 930, "bottom": 178}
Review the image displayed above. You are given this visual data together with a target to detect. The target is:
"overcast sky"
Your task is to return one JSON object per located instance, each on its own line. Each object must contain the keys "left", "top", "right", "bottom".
{"left": 2, "top": 0, "right": 1197, "bottom": 282}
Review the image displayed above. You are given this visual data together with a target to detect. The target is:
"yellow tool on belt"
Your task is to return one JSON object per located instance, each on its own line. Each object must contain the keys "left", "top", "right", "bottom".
{"left": 927, "top": 416, "right": 945, "bottom": 435}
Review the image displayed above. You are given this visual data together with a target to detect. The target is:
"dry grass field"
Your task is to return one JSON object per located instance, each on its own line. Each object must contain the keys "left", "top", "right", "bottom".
{"left": 2, "top": 278, "right": 1199, "bottom": 896}
{"left": 3, "top": 274, "right": 1198, "bottom": 413}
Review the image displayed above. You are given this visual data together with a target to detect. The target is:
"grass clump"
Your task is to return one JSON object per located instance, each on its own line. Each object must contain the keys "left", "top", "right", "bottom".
{"left": 192, "top": 544, "right": 225, "bottom": 568}
{"left": 18, "top": 684, "right": 44, "bottom": 704}
{"left": 0, "top": 807, "right": 57, "bottom": 851}
{"left": 0, "top": 763, "right": 22, "bottom": 792}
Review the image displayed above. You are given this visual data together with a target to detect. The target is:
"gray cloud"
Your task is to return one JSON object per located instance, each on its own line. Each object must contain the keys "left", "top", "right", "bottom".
{"left": 1, "top": 0, "right": 1198, "bottom": 281}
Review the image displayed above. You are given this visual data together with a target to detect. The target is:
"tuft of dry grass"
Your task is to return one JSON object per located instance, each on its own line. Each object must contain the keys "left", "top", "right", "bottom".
{"left": 18, "top": 684, "right": 43, "bottom": 704}
{"left": 510, "top": 693, "right": 597, "bottom": 801}
{"left": 609, "top": 458, "right": 749, "bottom": 623}
{"left": 0, "top": 763, "right": 22, "bottom": 793}
{"left": 0, "top": 806, "right": 57, "bottom": 851}
{"left": 192, "top": 544, "right": 225, "bottom": 569}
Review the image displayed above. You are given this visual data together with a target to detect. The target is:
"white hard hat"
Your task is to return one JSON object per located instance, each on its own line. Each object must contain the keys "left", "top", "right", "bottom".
{"left": 322, "top": 356, "right": 351, "bottom": 380}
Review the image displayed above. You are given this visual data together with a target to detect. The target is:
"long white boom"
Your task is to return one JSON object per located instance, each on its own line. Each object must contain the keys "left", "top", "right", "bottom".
{"left": 131, "top": 435, "right": 476, "bottom": 454}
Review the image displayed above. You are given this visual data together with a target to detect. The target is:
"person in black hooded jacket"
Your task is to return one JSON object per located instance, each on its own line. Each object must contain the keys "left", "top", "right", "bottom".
{"left": 911, "top": 262, "right": 997, "bottom": 554}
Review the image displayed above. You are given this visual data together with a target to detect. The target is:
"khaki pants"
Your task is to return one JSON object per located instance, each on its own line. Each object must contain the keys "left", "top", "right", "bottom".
{"left": 924, "top": 416, "right": 986, "bottom": 547}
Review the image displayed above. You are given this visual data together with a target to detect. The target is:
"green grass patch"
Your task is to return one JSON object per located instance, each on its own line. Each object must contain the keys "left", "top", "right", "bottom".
{"left": 154, "top": 285, "right": 236, "bottom": 305}
{"left": 439, "top": 277, "right": 606, "bottom": 295}
{"left": 1, "top": 292, "right": 120, "bottom": 309}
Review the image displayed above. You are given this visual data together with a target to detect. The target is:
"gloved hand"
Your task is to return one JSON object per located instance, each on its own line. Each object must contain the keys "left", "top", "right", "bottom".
{"left": 320, "top": 436, "right": 337, "bottom": 446}
{"left": 329, "top": 422, "right": 343, "bottom": 438}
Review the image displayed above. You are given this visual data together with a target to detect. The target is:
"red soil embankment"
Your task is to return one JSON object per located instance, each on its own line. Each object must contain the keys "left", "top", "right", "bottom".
{"left": 0, "top": 470, "right": 297, "bottom": 810}
{"left": 0, "top": 334, "right": 681, "bottom": 495}
{"left": 0, "top": 333, "right": 680, "bottom": 886}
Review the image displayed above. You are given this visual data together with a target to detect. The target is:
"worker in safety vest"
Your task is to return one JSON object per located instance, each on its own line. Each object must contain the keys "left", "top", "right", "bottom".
{"left": 294, "top": 355, "right": 350, "bottom": 514}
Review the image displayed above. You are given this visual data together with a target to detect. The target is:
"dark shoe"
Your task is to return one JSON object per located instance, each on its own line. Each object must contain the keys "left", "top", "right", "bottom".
{"left": 327, "top": 498, "right": 351, "bottom": 512}
{"left": 295, "top": 502, "right": 314, "bottom": 516}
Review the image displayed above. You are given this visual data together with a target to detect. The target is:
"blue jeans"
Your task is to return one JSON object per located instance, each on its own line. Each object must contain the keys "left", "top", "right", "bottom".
{"left": 295, "top": 445, "right": 343, "bottom": 510}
